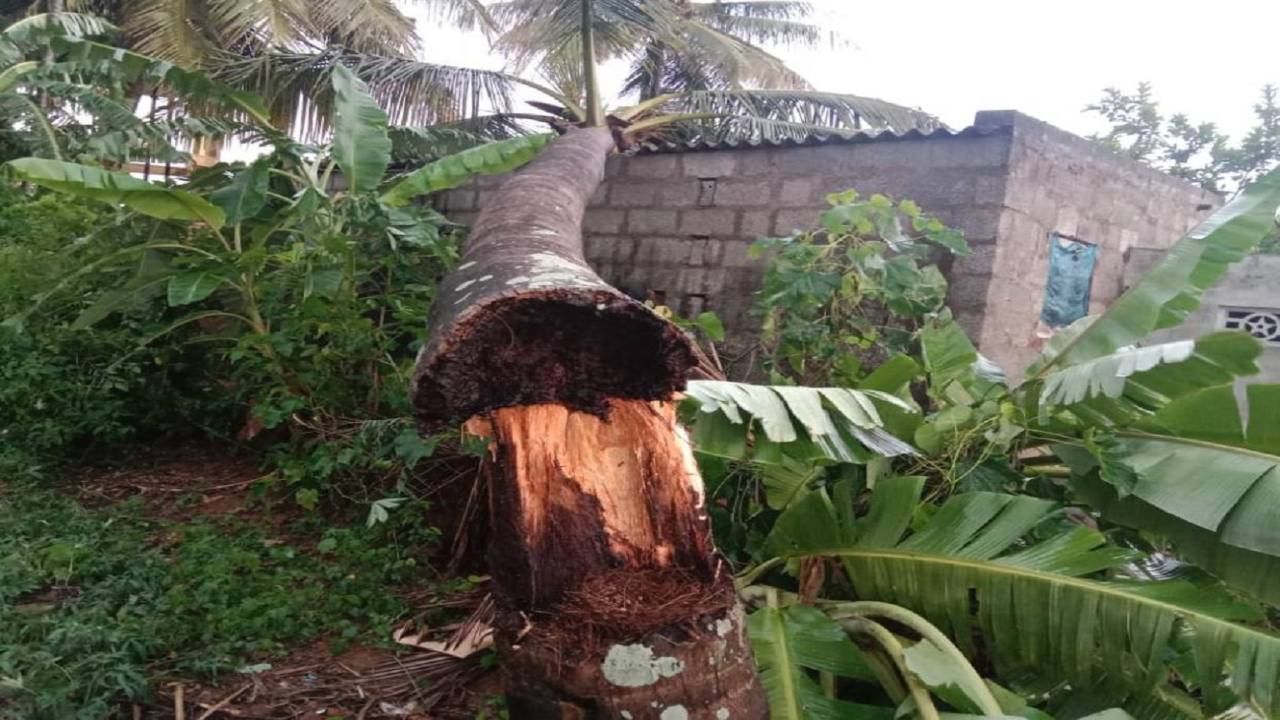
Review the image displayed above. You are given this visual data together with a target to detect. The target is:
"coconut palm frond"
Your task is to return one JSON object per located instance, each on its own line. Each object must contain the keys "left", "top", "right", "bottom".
{"left": 621, "top": 18, "right": 814, "bottom": 101}
{"left": 490, "top": 0, "right": 677, "bottom": 73}
{"left": 218, "top": 48, "right": 514, "bottom": 139}
{"left": 388, "top": 116, "right": 529, "bottom": 164}
{"left": 697, "top": 12, "right": 825, "bottom": 46}
{"left": 311, "top": 0, "right": 418, "bottom": 55}
{"left": 203, "top": 0, "right": 315, "bottom": 54}
{"left": 2, "top": 11, "right": 116, "bottom": 46}
{"left": 689, "top": 1, "right": 813, "bottom": 20}
{"left": 121, "top": 0, "right": 216, "bottom": 66}
{"left": 634, "top": 89, "right": 940, "bottom": 141}
{"left": 409, "top": 0, "right": 499, "bottom": 34}
{"left": 678, "top": 19, "right": 810, "bottom": 90}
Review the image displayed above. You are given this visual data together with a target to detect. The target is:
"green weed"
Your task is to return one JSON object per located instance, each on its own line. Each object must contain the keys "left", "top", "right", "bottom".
{"left": 0, "top": 483, "right": 440, "bottom": 719}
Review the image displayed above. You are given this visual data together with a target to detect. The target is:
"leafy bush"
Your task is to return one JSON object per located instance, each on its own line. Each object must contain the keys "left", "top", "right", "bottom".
{"left": 0, "top": 66, "right": 488, "bottom": 504}
{"left": 754, "top": 189, "right": 967, "bottom": 386}
{"left": 0, "top": 188, "right": 208, "bottom": 476}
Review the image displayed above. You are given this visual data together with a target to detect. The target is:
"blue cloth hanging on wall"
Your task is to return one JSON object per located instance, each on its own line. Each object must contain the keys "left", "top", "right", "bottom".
{"left": 1040, "top": 232, "right": 1097, "bottom": 327}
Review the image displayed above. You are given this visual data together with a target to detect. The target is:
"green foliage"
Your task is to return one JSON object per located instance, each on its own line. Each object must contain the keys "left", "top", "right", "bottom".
{"left": 728, "top": 174, "right": 1280, "bottom": 720}
{"left": 0, "top": 482, "right": 440, "bottom": 719}
{"left": 1235, "top": 84, "right": 1280, "bottom": 186}
{"left": 380, "top": 133, "right": 553, "bottom": 206}
{"left": 0, "top": 20, "right": 273, "bottom": 164}
{"left": 754, "top": 189, "right": 967, "bottom": 387}
{"left": 755, "top": 481, "right": 1280, "bottom": 718}
{"left": 0, "top": 186, "right": 200, "bottom": 475}
{"left": 3, "top": 158, "right": 226, "bottom": 226}
{"left": 747, "top": 602, "right": 878, "bottom": 719}
{"left": 685, "top": 380, "right": 917, "bottom": 463}
{"left": 1036, "top": 333, "right": 1260, "bottom": 412}
{"left": 1087, "top": 82, "right": 1280, "bottom": 191}
{"left": 331, "top": 64, "right": 393, "bottom": 195}
{"left": 1, "top": 63, "right": 550, "bottom": 509}
{"left": 1086, "top": 82, "right": 1232, "bottom": 191}
{"left": 1059, "top": 383, "right": 1280, "bottom": 606}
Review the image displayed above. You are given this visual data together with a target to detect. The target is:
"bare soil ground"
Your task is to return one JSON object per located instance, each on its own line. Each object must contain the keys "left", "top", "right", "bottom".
{"left": 58, "top": 448, "right": 499, "bottom": 720}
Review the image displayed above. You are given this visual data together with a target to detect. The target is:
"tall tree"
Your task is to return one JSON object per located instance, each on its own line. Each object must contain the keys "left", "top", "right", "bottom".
{"left": 1230, "top": 83, "right": 1280, "bottom": 185}
{"left": 486, "top": 0, "right": 834, "bottom": 101}
{"left": 5, "top": 0, "right": 516, "bottom": 141}
{"left": 1085, "top": 82, "right": 1280, "bottom": 193}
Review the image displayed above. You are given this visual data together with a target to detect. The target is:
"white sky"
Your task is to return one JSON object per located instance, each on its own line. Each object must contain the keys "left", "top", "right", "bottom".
{"left": 405, "top": 0, "right": 1280, "bottom": 143}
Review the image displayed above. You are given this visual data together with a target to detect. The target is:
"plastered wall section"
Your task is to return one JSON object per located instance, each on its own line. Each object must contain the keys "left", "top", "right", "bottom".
{"left": 985, "top": 111, "right": 1223, "bottom": 377}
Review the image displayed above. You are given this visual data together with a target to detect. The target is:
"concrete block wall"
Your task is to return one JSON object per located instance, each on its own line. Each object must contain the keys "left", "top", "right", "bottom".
{"left": 982, "top": 111, "right": 1223, "bottom": 376}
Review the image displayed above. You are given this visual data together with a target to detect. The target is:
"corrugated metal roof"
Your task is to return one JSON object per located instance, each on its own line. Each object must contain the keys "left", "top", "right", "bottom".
{"left": 633, "top": 123, "right": 1009, "bottom": 155}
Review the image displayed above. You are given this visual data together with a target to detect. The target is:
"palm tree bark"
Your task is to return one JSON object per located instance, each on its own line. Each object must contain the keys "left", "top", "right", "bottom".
{"left": 413, "top": 125, "right": 767, "bottom": 719}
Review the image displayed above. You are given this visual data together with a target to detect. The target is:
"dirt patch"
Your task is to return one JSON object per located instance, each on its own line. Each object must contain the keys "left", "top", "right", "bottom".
{"left": 62, "top": 445, "right": 271, "bottom": 524}
{"left": 138, "top": 641, "right": 495, "bottom": 719}
{"left": 51, "top": 446, "right": 501, "bottom": 717}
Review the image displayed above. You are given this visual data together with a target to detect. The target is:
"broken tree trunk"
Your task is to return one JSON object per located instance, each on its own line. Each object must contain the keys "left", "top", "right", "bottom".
{"left": 413, "top": 126, "right": 767, "bottom": 719}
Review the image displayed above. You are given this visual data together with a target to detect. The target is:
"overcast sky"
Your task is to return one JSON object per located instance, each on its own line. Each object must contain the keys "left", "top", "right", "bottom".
{"left": 405, "top": 0, "right": 1280, "bottom": 143}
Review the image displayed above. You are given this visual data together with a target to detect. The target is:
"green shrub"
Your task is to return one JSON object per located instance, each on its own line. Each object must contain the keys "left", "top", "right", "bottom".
{"left": 0, "top": 168, "right": 456, "bottom": 499}
{"left": 754, "top": 189, "right": 967, "bottom": 386}
{"left": 0, "top": 188, "right": 210, "bottom": 476}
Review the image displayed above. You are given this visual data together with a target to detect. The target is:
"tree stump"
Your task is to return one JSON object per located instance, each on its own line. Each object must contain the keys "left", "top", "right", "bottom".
{"left": 413, "top": 126, "right": 767, "bottom": 719}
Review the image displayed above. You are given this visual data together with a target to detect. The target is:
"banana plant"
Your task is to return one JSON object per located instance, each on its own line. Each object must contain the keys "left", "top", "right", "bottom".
{"left": 1, "top": 62, "right": 554, "bottom": 367}
{"left": 1007, "top": 169, "right": 1280, "bottom": 605}
{"left": 745, "top": 478, "right": 1280, "bottom": 719}
{"left": 0, "top": 13, "right": 115, "bottom": 159}
{"left": 865, "top": 167, "right": 1280, "bottom": 603}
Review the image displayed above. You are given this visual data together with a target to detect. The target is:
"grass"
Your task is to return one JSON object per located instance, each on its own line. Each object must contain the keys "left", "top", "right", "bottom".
{"left": 0, "top": 481, "right": 444, "bottom": 720}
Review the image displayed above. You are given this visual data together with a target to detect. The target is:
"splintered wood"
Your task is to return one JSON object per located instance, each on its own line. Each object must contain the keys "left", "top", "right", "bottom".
{"left": 468, "top": 400, "right": 718, "bottom": 609}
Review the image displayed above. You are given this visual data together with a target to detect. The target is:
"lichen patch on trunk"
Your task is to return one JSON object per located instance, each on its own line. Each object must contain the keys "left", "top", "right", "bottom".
{"left": 602, "top": 644, "right": 685, "bottom": 687}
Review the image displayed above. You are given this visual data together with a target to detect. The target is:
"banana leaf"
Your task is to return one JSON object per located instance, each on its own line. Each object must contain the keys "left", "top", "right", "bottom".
{"left": 685, "top": 380, "right": 917, "bottom": 463}
{"left": 748, "top": 603, "right": 881, "bottom": 720}
{"left": 765, "top": 481, "right": 1280, "bottom": 716}
{"left": 1033, "top": 331, "right": 1261, "bottom": 425}
{"left": 1059, "top": 383, "right": 1280, "bottom": 606}
{"left": 331, "top": 64, "right": 391, "bottom": 195}
{"left": 379, "top": 133, "right": 553, "bottom": 206}
{"left": 2, "top": 158, "right": 225, "bottom": 227}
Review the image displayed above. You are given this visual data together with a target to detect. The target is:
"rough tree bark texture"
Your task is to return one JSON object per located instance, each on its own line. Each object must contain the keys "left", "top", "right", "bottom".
{"left": 413, "top": 127, "right": 767, "bottom": 719}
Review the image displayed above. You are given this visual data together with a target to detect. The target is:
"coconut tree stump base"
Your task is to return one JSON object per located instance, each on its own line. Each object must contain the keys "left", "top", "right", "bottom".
{"left": 467, "top": 401, "right": 767, "bottom": 719}
{"left": 501, "top": 603, "right": 761, "bottom": 719}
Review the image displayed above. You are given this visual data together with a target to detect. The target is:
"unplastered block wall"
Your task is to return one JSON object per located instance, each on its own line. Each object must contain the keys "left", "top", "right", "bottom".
{"left": 980, "top": 111, "right": 1224, "bottom": 377}
{"left": 442, "top": 125, "right": 1016, "bottom": 377}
